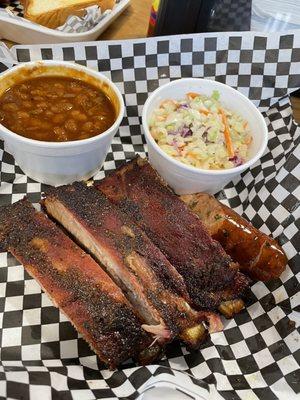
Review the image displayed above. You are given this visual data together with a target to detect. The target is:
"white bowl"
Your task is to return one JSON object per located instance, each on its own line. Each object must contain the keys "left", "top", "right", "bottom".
{"left": 142, "top": 78, "right": 268, "bottom": 195}
{"left": 0, "top": 61, "right": 124, "bottom": 186}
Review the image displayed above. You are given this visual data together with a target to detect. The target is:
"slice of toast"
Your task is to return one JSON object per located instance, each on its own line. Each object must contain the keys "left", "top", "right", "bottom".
{"left": 22, "top": 0, "right": 116, "bottom": 29}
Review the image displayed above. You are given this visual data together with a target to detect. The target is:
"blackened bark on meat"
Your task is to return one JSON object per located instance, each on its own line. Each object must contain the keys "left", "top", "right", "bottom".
{"left": 0, "top": 199, "right": 155, "bottom": 369}
{"left": 43, "top": 183, "right": 207, "bottom": 349}
{"left": 96, "top": 157, "right": 250, "bottom": 310}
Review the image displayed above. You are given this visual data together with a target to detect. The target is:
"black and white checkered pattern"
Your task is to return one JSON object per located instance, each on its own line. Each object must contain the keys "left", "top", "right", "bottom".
{"left": 0, "top": 0, "right": 23, "bottom": 17}
{"left": 207, "top": 0, "right": 252, "bottom": 32}
{"left": 0, "top": 31, "right": 299, "bottom": 400}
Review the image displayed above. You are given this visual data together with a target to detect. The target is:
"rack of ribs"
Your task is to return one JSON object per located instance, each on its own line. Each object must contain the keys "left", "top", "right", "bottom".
{"left": 0, "top": 199, "right": 157, "bottom": 369}
{"left": 43, "top": 182, "right": 208, "bottom": 349}
{"left": 96, "top": 157, "right": 250, "bottom": 311}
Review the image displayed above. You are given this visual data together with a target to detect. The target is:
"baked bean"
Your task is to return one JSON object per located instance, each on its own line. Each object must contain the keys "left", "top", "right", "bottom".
{"left": 0, "top": 76, "right": 115, "bottom": 142}
{"left": 82, "top": 121, "right": 94, "bottom": 132}
{"left": 59, "top": 102, "right": 73, "bottom": 112}
{"left": 54, "top": 126, "right": 68, "bottom": 141}
{"left": 64, "top": 119, "right": 78, "bottom": 133}
{"left": 17, "top": 111, "right": 30, "bottom": 119}
{"left": 2, "top": 103, "right": 18, "bottom": 112}
{"left": 53, "top": 114, "right": 65, "bottom": 124}
{"left": 71, "top": 110, "right": 87, "bottom": 121}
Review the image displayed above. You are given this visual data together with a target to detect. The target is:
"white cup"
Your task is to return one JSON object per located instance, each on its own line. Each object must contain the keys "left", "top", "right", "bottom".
{"left": 0, "top": 60, "right": 125, "bottom": 186}
{"left": 142, "top": 78, "right": 268, "bottom": 194}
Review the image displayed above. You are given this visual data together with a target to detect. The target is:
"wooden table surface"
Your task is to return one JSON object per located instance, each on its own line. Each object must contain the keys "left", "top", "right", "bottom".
{"left": 3, "top": 0, "right": 300, "bottom": 122}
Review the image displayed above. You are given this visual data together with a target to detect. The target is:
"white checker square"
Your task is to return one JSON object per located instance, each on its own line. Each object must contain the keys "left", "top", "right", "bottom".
{"left": 2, "top": 327, "right": 22, "bottom": 347}
{"left": 236, "top": 389, "right": 260, "bottom": 400}
{"left": 252, "top": 50, "right": 266, "bottom": 63}
{"left": 267, "top": 306, "right": 286, "bottom": 325}
{"left": 251, "top": 282, "right": 270, "bottom": 300}
{"left": 50, "top": 371, "right": 68, "bottom": 391}
{"left": 284, "top": 330, "right": 300, "bottom": 353}
{"left": 204, "top": 51, "right": 216, "bottom": 64}
{"left": 21, "top": 344, "right": 41, "bottom": 360}
{"left": 239, "top": 63, "right": 252, "bottom": 74}
{"left": 24, "top": 279, "right": 41, "bottom": 295}
{"left": 4, "top": 296, "right": 23, "bottom": 312}
{"left": 201, "top": 346, "right": 219, "bottom": 360}
{"left": 0, "top": 253, "right": 7, "bottom": 267}
{"left": 277, "top": 356, "right": 299, "bottom": 375}
{"left": 273, "top": 286, "right": 288, "bottom": 305}
{"left": 26, "top": 183, "right": 41, "bottom": 193}
{"left": 215, "top": 373, "right": 233, "bottom": 391}
{"left": 11, "top": 193, "right": 25, "bottom": 203}
{"left": 22, "top": 308, "right": 41, "bottom": 326}
{"left": 222, "top": 359, "right": 242, "bottom": 375}
{"left": 247, "top": 302, "right": 265, "bottom": 320}
{"left": 67, "top": 365, "right": 85, "bottom": 381}
{"left": 227, "top": 50, "right": 241, "bottom": 62}
{"left": 71, "top": 390, "right": 95, "bottom": 400}
{"left": 112, "top": 380, "right": 137, "bottom": 398}
{"left": 7, "top": 265, "right": 24, "bottom": 282}
{"left": 5, "top": 371, "right": 29, "bottom": 385}
{"left": 261, "top": 326, "right": 282, "bottom": 347}
{"left": 191, "top": 362, "right": 211, "bottom": 380}
{"left": 275, "top": 75, "right": 289, "bottom": 88}
{"left": 41, "top": 323, "right": 60, "bottom": 343}
{"left": 41, "top": 293, "right": 54, "bottom": 308}
{"left": 30, "top": 385, "right": 52, "bottom": 399}
{"left": 271, "top": 378, "right": 300, "bottom": 400}
{"left": 43, "top": 360, "right": 63, "bottom": 367}
{"left": 0, "top": 381, "right": 6, "bottom": 397}
{"left": 0, "top": 282, "right": 6, "bottom": 298}
{"left": 253, "top": 348, "right": 275, "bottom": 369}
{"left": 239, "top": 321, "right": 259, "bottom": 338}
{"left": 231, "top": 340, "right": 251, "bottom": 359}
{"left": 60, "top": 340, "right": 79, "bottom": 359}
{"left": 169, "top": 357, "right": 189, "bottom": 370}
{"left": 278, "top": 49, "right": 292, "bottom": 62}
{"left": 245, "top": 371, "right": 267, "bottom": 389}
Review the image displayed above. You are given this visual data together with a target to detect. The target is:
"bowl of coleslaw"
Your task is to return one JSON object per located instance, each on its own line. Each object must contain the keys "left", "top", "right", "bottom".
{"left": 142, "top": 78, "right": 268, "bottom": 194}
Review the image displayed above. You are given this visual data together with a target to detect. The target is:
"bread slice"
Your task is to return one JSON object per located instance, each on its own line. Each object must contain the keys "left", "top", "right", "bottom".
{"left": 22, "top": 0, "right": 116, "bottom": 29}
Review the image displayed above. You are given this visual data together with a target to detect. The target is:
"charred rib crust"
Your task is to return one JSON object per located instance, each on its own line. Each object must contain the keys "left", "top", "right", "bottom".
{"left": 44, "top": 183, "right": 204, "bottom": 345}
{"left": 96, "top": 157, "right": 250, "bottom": 310}
{"left": 0, "top": 199, "right": 152, "bottom": 368}
{"left": 45, "top": 182, "right": 188, "bottom": 300}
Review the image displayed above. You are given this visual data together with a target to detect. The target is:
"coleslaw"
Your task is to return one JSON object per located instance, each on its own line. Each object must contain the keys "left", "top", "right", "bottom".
{"left": 149, "top": 91, "right": 253, "bottom": 170}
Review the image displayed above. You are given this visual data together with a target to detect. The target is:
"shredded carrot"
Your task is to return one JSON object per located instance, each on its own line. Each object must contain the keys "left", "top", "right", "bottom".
{"left": 219, "top": 109, "right": 234, "bottom": 158}
{"left": 199, "top": 109, "right": 210, "bottom": 116}
{"left": 187, "top": 92, "right": 200, "bottom": 99}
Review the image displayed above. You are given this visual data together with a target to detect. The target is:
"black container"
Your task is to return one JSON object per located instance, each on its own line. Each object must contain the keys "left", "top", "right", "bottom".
{"left": 153, "top": 0, "right": 252, "bottom": 36}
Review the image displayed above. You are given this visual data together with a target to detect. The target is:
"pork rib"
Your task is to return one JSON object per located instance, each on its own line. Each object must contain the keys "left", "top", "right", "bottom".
{"left": 96, "top": 157, "right": 250, "bottom": 310}
{"left": 44, "top": 182, "right": 207, "bottom": 348}
{"left": 0, "top": 199, "right": 156, "bottom": 369}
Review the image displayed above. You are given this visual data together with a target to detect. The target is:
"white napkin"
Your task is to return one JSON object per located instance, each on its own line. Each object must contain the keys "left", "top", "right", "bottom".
{"left": 3, "top": 2, "right": 116, "bottom": 33}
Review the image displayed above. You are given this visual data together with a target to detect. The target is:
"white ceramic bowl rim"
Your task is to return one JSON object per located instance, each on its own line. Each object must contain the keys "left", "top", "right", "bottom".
{"left": 142, "top": 78, "right": 268, "bottom": 176}
{"left": 0, "top": 60, "right": 125, "bottom": 149}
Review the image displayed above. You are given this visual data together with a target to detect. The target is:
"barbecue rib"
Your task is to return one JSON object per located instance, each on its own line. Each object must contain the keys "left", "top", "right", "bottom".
{"left": 0, "top": 199, "right": 157, "bottom": 369}
{"left": 43, "top": 182, "right": 207, "bottom": 348}
{"left": 96, "top": 157, "right": 250, "bottom": 311}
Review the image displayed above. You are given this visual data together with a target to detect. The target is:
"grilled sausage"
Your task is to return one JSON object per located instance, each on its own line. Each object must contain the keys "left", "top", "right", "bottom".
{"left": 181, "top": 193, "right": 287, "bottom": 281}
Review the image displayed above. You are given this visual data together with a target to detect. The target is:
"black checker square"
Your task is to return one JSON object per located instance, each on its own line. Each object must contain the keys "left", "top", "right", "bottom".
{"left": 0, "top": 29, "right": 298, "bottom": 400}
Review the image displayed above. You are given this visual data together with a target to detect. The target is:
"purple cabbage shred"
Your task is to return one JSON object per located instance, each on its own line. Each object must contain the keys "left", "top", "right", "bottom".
{"left": 229, "top": 155, "right": 243, "bottom": 167}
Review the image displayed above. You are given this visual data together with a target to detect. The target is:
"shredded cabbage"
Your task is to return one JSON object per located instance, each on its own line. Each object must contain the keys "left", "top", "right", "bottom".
{"left": 149, "top": 92, "right": 253, "bottom": 170}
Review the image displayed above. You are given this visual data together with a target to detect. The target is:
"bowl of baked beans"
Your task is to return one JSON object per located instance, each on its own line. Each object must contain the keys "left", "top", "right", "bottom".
{"left": 0, "top": 60, "right": 125, "bottom": 186}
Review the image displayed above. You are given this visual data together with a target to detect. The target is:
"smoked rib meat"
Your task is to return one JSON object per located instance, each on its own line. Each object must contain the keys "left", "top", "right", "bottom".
{"left": 96, "top": 157, "right": 250, "bottom": 310}
{"left": 0, "top": 199, "right": 154, "bottom": 369}
{"left": 44, "top": 182, "right": 206, "bottom": 348}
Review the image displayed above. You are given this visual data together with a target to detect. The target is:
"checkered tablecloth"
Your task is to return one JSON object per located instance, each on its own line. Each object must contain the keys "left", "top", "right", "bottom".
{"left": 0, "top": 31, "right": 299, "bottom": 400}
